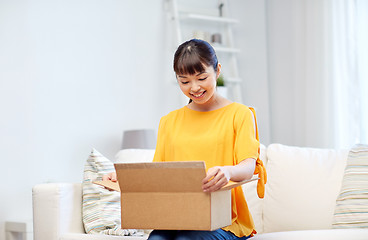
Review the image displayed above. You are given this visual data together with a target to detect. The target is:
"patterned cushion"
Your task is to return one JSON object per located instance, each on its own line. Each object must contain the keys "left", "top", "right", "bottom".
{"left": 333, "top": 144, "right": 368, "bottom": 228}
{"left": 82, "top": 148, "right": 142, "bottom": 236}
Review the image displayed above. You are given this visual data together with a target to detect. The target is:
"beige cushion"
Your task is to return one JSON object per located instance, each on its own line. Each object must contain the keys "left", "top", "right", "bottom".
{"left": 263, "top": 144, "right": 348, "bottom": 232}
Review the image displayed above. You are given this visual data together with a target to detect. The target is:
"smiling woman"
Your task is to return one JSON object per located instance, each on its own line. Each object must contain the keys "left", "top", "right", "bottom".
{"left": 102, "top": 38, "right": 266, "bottom": 240}
{"left": 143, "top": 39, "right": 267, "bottom": 240}
{"left": 176, "top": 64, "right": 220, "bottom": 109}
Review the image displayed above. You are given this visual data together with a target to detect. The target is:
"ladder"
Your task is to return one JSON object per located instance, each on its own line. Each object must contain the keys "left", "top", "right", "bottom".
{"left": 167, "top": 0, "right": 243, "bottom": 103}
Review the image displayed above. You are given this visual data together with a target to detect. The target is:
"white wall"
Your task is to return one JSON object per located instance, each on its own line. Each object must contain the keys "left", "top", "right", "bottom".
{"left": 0, "top": 0, "right": 180, "bottom": 239}
{"left": 230, "top": 0, "right": 271, "bottom": 145}
{"left": 266, "top": 0, "right": 333, "bottom": 148}
{"left": 0, "top": 1, "right": 270, "bottom": 239}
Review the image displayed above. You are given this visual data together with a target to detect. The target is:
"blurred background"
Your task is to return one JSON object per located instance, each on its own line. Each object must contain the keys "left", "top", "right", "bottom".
{"left": 0, "top": 0, "right": 367, "bottom": 239}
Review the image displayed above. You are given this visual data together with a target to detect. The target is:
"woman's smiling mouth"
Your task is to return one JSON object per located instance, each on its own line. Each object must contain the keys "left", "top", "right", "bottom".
{"left": 190, "top": 91, "right": 206, "bottom": 98}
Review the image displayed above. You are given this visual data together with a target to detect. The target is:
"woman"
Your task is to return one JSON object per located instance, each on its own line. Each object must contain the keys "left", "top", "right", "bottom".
{"left": 105, "top": 39, "right": 266, "bottom": 240}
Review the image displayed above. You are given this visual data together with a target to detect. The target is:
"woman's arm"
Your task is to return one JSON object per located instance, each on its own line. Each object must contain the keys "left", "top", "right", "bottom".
{"left": 202, "top": 158, "right": 256, "bottom": 193}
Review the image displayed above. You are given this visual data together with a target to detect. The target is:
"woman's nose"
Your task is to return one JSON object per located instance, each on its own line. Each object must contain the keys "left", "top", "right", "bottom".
{"left": 190, "top": 83, "right": 201, "bottom": 92}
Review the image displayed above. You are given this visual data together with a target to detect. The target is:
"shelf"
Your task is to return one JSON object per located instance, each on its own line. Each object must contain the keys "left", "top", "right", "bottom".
{"left": 180, "top": 13, "right": 239, "bottom": 24}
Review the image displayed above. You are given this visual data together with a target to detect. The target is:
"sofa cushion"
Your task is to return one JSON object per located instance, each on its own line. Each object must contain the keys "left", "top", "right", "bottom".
{"left": 263, "top": 144, "right": 348, "bottom": 232}
{"left": 82, "top": 148, "right": 140, "bottom": 236}
{"left": 333, "top": 144, "right": 368, "bottom": 228}
{"left": 251, "top": 229, "right": 368, "bottom": 240}
{"left": 60, "top": 233, "right": 148, "bottom": 240}
{"left": 115, "top": 149, "right": 155, "bottom": 163}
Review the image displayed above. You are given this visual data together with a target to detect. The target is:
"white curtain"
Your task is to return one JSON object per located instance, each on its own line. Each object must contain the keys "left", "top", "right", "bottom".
{"left": 327, "top": 0, "right": 359, "bottom": 149}
{"left": 266, "top": 0, "right": 367, "bottom": 148}
{"left": 357, "top": 0, "right": 368, "bottom": 145}
{"left": 328, "top": 0, "right": 368, "bottom": 148}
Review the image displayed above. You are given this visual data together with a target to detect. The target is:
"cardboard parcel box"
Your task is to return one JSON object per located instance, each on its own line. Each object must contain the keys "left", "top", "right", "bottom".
{"left": 95, "top": 161, "right": 257, "bottom": 231}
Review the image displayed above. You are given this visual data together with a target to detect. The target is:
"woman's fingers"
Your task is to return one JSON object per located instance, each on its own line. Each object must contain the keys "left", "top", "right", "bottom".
{"left": 102, "top": 172, "right": 117, "bottom": 182}
{"left": 101, "top": 172, "right": 117, "bottom": 191}
{"left": 102, "top": 174, "right": 110, "bottom": 181}
{"left": 202, "top": 167, "right": 219, "bottom": 183}
{"left": 203, "top": 177, "right": 228, "bottom": 192}
{"left": 202, "top": 167, "right": 230, "bottom": 192}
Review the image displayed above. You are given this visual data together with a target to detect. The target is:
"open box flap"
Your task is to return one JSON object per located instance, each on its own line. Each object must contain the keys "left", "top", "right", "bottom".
{"left": 219, "top": 177, "right": 259, "bottom": 191}
{"left": 94, "top": 160, "right": 259, "bottom": 193}
{"left": 93, "top": 180, "right": 120, "bottom": 192}
{"left": 93, "top": 177, "right": 259, "bottom": 193}
{"left": 115, "top": 161, "right": 207, "bottom": 193}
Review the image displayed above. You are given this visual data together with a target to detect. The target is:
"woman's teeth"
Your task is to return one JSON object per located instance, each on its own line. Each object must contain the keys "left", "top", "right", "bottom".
{"left": 192, "top": 91, "right": 205, "bottom": 97}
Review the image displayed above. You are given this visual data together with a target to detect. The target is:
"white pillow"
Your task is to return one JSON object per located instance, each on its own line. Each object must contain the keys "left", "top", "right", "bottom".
{"left": 263, "top": 144, "right": 348, "bottom": 233}
{"left": 82, "top": 148, "right": 141, "bottom": 236}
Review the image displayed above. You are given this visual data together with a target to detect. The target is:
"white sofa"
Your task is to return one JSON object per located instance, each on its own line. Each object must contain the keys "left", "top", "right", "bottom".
{"left": 32, "top": 144, "right": 368, "bottom": 240}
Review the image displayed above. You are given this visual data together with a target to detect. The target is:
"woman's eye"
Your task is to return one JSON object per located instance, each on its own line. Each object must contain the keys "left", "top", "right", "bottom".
{"left": 181, "top": 81, "right": 189, "bottom": 84}
{"left": 199, "top": 77, "right": 207, "bottom": 81}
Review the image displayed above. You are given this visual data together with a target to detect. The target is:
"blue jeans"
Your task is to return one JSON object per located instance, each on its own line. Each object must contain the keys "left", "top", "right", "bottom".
{"left": 147, "top": 229, "right": 250, "bottom": 240}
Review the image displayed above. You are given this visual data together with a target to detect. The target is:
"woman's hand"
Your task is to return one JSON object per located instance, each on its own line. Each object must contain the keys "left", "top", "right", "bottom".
{"left": 202, "top": 166, "right": 231, "bottom": 193}
{"left": 102, "top": 172, "right": 117, "bottom": 191}
{"left": 102, "top": 171, "right": 117, "bottom": 182}
{"left": 201, "top": 158, "right": 256, "bottom": 193}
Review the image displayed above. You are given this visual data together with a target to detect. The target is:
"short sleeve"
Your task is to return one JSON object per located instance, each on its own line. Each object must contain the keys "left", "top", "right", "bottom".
{"left": 153, "top": 116, "right": 167, "bottom": 162}
{"left": 233, "top": 106, "right": 260, "bottom": 165}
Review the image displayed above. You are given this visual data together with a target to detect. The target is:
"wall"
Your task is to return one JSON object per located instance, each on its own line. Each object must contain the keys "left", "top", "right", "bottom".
{"left": 0, "top": 1, "right": 270, "bottom": 239}
{"left": 266, "top": 0, "right": 332, "bottom": 148}
{"left": 0, "top": 0, "right": 179, "bottom": 239}
{"left": 230, "top": 0, "right": 271, "bottom": 145}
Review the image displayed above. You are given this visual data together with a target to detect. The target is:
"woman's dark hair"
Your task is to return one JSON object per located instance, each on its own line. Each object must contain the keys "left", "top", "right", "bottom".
{"left": 173, "top": 39, "right": 218, "bottom": 75}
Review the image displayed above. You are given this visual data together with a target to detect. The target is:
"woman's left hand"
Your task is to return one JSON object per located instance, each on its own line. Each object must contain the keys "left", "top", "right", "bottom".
{"left": 202, "top": 166, "right": 231, "bottom": 193}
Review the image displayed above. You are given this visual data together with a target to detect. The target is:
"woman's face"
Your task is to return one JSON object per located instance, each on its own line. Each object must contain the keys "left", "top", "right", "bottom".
{"left": 176, "top": 64, "right": 220, "bottom": 105}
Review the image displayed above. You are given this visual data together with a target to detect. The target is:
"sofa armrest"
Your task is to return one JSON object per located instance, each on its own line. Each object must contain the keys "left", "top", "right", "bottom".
{"left": 32, "top": 183, "right": 85, "bottom": 240}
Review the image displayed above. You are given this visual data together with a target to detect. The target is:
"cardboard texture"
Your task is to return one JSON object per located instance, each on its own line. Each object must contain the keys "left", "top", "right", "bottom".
{"left": 94, "top": 161, "right": 257, "bottom": 231}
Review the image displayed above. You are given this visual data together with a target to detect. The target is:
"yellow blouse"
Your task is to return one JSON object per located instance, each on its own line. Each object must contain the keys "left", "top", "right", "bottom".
{"left": 153, "top": 102, "right": 260, "bottom": 237}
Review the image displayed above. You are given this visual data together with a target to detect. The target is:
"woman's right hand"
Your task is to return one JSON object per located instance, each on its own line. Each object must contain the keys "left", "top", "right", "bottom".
{"left": 102, "top": 171, "right": 117, "bottom": 182}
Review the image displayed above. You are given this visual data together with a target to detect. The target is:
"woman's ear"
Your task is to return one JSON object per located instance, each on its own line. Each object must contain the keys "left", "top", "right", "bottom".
{"left": 216, "top": 63, "right": 222, "bottom": 78}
